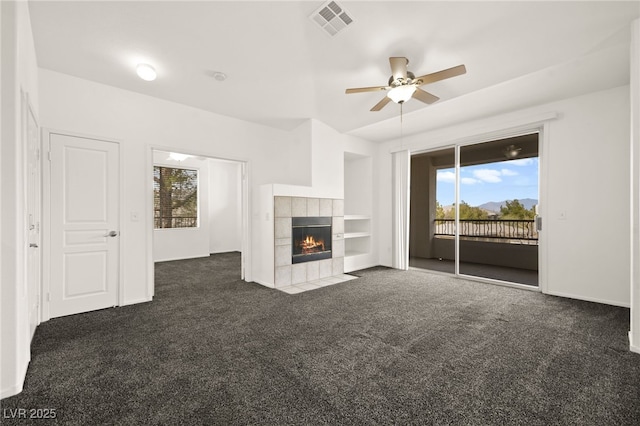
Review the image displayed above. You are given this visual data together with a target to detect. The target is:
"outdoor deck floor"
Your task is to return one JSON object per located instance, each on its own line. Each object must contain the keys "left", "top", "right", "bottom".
{"left": 409, "top": 257, "right": 539, "bottom": 287}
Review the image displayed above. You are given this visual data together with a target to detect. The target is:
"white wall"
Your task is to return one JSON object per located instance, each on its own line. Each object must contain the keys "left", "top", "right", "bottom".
{"left": 209, "top": 158, "right": 242, "bottom": 254}
{"left": 38, "top": 69, "right": 299, "bottom": 304}
{"left": 377, "top": 85, "right": 631, "bottom": 307}
{"left": 253, "top": 118, "right": 379, "bottom": 285}
{"left": 630, "top": 19, "right": 640, "bottom": 352}
{"left": 1, "top": 0, "right": 39, "bottom": 399}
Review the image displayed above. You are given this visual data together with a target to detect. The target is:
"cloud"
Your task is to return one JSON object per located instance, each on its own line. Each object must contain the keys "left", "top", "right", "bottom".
{"left": 436, "top": 170, "right": 456, "bottom": 183}
{"left": 505, "top": 158, "right": 535, "bottom": 166}
{"left": 437, "top": 170, "right": 480, "bottom": 185}
{"left": 501, "top": 168, "right": 518, "bottom": 176}
{"left": 461, "top": 177, "right": 480, "bottom": 185}
{"left": 473, "top": 169, "right": 502, "bottom": 183}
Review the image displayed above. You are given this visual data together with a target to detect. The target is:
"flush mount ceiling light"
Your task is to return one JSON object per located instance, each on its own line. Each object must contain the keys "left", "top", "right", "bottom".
{"left": 211, "top": 71, "right": 227, "bottom": 82}
{"left": 136, "top": 63, "right": 157, "bottom": 81}
{"left": 168, "top": 152, "right": 191, "bottom": 162}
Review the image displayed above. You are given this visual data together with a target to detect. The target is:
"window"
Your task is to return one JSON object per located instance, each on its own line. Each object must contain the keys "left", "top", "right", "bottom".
{"left": 153, "top": 166, "right": 198, "bottom": 229}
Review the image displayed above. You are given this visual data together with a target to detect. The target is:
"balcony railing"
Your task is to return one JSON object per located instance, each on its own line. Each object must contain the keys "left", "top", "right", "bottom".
{"left": 154, "top": 216, "right": 198, "bottom": 229}
{"left": 434, "top": 219, "right": 538, "bottom": 243}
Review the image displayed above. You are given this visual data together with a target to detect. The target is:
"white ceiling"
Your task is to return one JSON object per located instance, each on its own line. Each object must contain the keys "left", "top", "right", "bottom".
{"left": 28, "top": 1, "right": 640, "bottom": 141}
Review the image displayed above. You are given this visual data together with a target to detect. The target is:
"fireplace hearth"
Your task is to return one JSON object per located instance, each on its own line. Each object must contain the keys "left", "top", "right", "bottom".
{"left": 292, "top": 217, "right": 332, "bottom": 264}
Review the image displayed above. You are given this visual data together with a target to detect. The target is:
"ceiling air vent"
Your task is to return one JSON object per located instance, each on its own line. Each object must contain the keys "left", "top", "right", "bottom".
{"left": 310, "top": 1, "right": 354, "bottom": 37}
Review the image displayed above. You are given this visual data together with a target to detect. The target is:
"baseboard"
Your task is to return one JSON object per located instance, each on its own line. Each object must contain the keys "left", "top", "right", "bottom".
{"left": 545, "top": 290, "right": 630, "bottom": 308}
{"left": 0, "top": 359, "right": 29, "bottom": 400}
{"left": 120, "top": 297, "right": 153, "bottom": 307}
{"left": 630, "top": 331, "right": 640, "bottom": 354}
{"left": 253, "top": 279, "right": 275, "bottom": 289}
{"left": 1, "top": 384, "right": 23, "bottom": 400}
{"left": 154, "top": 254, "right": 210, "bottom": 263}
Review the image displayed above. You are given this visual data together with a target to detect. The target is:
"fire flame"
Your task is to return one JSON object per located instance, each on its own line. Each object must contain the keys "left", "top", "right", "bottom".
{"left": 299, "top": 235, "right": 325, "bottom": 254}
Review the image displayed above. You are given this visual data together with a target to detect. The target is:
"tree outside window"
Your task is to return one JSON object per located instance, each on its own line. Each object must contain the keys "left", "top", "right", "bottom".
{"left": 153, "top": 166, "right": 198, "bottom": 229}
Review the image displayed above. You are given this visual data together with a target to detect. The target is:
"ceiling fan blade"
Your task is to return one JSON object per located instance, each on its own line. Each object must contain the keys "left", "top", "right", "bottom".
{"left": 345, "top": 86, "right": 389, "bottom": 94}
{"left": 415, "top": 64, "right": 466, "bottom": 86}
{"left": 370, "top": 96, "right": 392, "bottom": 111}
{"left": 389, "top": 57, "right": 409, "bottom": 81}
{"left": 412, "top": 87, "right": 440, "bottom": 104}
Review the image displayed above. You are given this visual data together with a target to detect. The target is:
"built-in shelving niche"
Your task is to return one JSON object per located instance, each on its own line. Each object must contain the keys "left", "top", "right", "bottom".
{"left": 344, "top": 152, "right": 375, "bottom": 272}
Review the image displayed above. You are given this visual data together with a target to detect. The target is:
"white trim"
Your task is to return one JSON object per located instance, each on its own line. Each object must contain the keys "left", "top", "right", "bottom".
{"left": 41, "top": 129, "right": 52, "bottom": 322}
{"left": 630, "top": 18, "right": 640, "bottom": 359}
{"left": 145, "top": 145, "right": 154, "bottom": 299}
{"left": 242, "top": 162, "right": 251, "bottom": 282}
{"left": 389, "top": 111, "right": 558, "bottom": 154}
{"left": 22, "top": 91, "right": 42, "bottom": 337}
{"left": 117, "top": 136, "right": 124, "bottom": 307}
{"left": 154, "top": 254, "right": 211, "bottom": 263}
{"left": 0, "top": 357, "right": 29, "bottom": 399}
{"left": 454, "top": 145, "right": 460, "bottom": 276}
{"left": 253, "top": 279, "right": 276, "bottom": 289}
{"left": 546, "top": 290, "right": 630, "bottom": 308}
{"left": 630, "top": 331, "right": 640, "bottom": 354}
{"left": 119, "top": 297, "right": 152, "bottom": 307}
{"left": 538, "top": 122, "right": 550, "bottom": 295}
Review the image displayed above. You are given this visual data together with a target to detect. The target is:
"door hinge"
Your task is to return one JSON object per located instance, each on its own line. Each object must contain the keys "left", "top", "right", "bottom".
{"left": 46, "top": 293, "right": 50, "bottom": 302}
{"left": 535, "top": 216, "right": 542, "bottom": 232}
{"left": 47, "top": 151, "right": 51, "bottom": 161}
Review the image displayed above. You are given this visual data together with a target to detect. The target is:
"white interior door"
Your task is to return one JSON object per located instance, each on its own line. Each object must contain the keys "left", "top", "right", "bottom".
{"left": 49, "top": 133, "right": 119, "bottom": 318}
{"left": 26, "top": 100, "right": 41, "bottom": 337}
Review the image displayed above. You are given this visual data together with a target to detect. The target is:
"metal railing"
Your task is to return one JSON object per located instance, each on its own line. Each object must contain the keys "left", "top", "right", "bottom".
{"left": 154, "top": 216, "right": 198, "bottom": 229}
{"left": 434, "top": 219, "right": 538, "bottom": 242}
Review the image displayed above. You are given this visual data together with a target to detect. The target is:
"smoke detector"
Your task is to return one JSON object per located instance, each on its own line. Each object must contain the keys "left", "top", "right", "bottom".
{"left": 309, "top": 1, "right": 354, "bottom": 37}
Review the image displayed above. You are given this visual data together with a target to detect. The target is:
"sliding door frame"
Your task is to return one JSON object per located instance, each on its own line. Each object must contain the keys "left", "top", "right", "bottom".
{"left": 406, "top": 121, "right": 550, "bottom": 293}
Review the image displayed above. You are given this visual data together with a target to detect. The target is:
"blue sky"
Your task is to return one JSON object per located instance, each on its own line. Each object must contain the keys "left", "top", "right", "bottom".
{"left": 436, "top": 157, "right": 539, "bottom": 206}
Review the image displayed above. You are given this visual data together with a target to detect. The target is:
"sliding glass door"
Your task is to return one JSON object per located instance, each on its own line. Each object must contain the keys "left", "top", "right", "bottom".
{"left": 409, "top": 133, "right": 540, "bottom": 287}
{"left": 458, "top": 135, "right": 539, "bottom": 286}
{"left": 409, "top": 147, "right": 456, "bottom": 274}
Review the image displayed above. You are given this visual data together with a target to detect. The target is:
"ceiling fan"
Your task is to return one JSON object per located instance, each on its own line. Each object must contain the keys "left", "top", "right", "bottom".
{"left": 345, "top": 57, "right": 466, "bottom": 111}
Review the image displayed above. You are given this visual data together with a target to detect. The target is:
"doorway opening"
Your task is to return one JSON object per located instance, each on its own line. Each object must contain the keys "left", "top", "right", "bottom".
{"left": 409, "top": 133, "right": 540, "bottom": 287}
{"left": 151, "top": 149, "right": 247, "bottom": 283}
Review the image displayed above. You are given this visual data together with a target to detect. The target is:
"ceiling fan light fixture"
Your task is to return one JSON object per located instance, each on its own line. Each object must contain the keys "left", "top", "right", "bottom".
{"left": 136, "top": 63, "right": 157, "bottom": 81}
{"left": 504, "top": 145, "right": 522, "bottom": 159}
{"left": 387, "top": 85, "right": 416, "bottom": 103}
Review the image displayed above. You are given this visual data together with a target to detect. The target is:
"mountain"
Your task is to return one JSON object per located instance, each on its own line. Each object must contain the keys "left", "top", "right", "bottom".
{"left": 478, "top": 198, "right": 538, "bottom": 213}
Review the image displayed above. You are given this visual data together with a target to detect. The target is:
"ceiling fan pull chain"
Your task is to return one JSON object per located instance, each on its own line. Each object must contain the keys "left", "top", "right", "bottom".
{"left": 400, "top": 102, "right": 404, "bottom": 148}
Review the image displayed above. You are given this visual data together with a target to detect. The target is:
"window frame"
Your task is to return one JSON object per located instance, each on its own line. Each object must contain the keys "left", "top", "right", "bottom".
{"left": 153, "top": 164, "right": 200, "bottom": 230}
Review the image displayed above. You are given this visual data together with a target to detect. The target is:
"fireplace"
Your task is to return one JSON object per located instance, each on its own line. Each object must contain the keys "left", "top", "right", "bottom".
{"left": 292, "top": 217, "right": 332, "bottom": 264}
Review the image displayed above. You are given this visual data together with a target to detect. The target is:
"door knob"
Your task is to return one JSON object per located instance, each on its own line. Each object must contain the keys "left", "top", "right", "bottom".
{"left": 29, "top": 243, "right": 38, "bottom": 248}
{"left": 104, "top": 230, "right": 118, "bottom": 237}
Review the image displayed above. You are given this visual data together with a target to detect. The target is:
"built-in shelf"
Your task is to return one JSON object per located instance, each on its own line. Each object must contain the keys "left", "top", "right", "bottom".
{"left": 344, "top": 153, "right": 375, "bottom": 273}
{"left": 344, "top": 214, "right": 370, "bottom": 220}
{"left": 344, "top": 231, "right": 370, "bottom": 239}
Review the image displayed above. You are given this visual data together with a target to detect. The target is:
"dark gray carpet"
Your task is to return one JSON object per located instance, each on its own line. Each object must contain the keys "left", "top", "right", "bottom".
{"left": 2, "top": 252, "right": 639, "bottom": 425}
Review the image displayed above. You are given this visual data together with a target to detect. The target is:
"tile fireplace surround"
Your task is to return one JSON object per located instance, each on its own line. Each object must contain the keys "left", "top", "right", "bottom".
{"left": 274, "top": 196, "right": 344, "bottom": 287}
